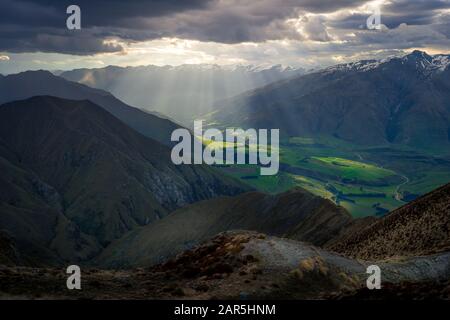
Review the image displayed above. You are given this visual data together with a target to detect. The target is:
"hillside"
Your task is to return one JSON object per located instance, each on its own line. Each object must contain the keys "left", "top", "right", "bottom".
{"left": 209, "top": 51, "right": 450, "bottom": 149}
{"left": 0, "top": 96, "right": 247, "bottom": 265}
{"left": 96, "top": 188, "right": 351, "bottom": 267}
{"left": 327, "top": 183, "right": 450, "bottom": 260}
{"left": 0, "top": 70, "right": 180, "bottom": 146}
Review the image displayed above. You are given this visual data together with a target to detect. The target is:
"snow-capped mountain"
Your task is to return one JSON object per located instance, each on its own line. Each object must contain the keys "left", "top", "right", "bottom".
{"left": 325, "top": 50, "right": 450, "bottom": 74}
{"left": 210, "top": 50, "right": 450, "bottom": 149}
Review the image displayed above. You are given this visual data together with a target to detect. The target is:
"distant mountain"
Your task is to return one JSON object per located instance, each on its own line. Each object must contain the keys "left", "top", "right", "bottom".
{"left": 327, "top": 182, "right": 450, "bottom": 259}
{"left": 0, "top": 70, "right": 180, "bottom": 146}
{"left": 209, "top": 51, "right": 450, "bottom": 149}
{"left": 96, "top": 188, "right": 351, "bottom": 267}
{"left": 59, "top": 64, "right": 304, "bottom": 125}
{"left": 0, "top": 96, "right": 247, "bottom": 265}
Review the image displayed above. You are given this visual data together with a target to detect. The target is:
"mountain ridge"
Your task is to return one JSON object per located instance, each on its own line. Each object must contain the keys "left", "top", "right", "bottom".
{"left": 0, "top": 70, "right": 181, "bottom": 146}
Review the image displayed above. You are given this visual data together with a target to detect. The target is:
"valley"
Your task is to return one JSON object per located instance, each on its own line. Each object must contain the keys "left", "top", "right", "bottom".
{"left": 203, "top": 51, "right": 450, "bottom": 217}
{"left": 215, "top": 135, "right": 450, "bottom": 217}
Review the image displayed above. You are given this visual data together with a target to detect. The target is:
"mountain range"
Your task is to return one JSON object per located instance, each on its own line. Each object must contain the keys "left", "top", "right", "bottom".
{"left": 208, "top": 51, "right": 450, "bottom": 149}
{"left": 0, "top": 51, "right": 448, "bottom": 300}
{"left": 59, "top": 64, "right": 304, "bottom": 125}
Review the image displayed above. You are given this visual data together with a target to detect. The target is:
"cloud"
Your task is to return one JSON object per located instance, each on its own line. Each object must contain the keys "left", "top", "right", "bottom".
{"left": 299, "top": 15, "right": 332, "bottom": 42}
{"left": 0, "top": 0, "right": 363, "bottom": 54}
{"left": 115, "top": 0, "right": 365, "bottom": 44}
{"left": 0, "top": 0, "right": 210, "bottom": 55}
{"left": 0, "top": 0, "right": 448, "bottom": 64}
{"left": 0, "top": 0, "right": 211, "bottom": 28}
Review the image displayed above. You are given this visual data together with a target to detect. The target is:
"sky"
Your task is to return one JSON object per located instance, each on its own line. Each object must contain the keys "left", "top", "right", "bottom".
{"left": 0, "top": 0, "right": 449, "bottom": 74}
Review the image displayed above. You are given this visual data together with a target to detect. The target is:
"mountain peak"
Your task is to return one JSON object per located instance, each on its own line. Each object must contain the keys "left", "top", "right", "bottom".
{"left": 6, "top": 70, "right": 67, "bottom": 84}
{"left": 409, "top": 50, "right": 432, "bottom": 59}
{"left": 400, "top": 50, "right": 450, "bottom": 72}
{"left": 14, "top": 69, "right": 55, "bottom": 78}
{"left": 324, "top": 50, "right": 449, "bottom": 75}
{"left": 404, "top": 50, "right": 433, "bottom": 63}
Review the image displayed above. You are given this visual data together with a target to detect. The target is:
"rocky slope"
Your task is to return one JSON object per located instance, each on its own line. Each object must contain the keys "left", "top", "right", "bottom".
{"left": 327, "top": 183, "right": 450, "bottom": 260}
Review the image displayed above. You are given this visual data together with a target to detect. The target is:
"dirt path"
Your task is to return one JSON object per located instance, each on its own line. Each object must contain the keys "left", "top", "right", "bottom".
{"left": 395, "top": 174, "right": 410, "bottom": 202}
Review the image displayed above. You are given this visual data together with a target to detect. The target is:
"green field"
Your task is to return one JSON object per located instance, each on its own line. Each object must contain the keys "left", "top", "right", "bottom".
{"left": 216, "top": 135, "right": 450, "bottom": 217}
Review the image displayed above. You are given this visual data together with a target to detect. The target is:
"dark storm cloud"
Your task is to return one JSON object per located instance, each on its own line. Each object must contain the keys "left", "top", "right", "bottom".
{"left": 330, "top": 0, "right": 450, "bottom": 30}
{"left": 0, "top": 0, "right": 364, "bottom": 54}
{"left": 0, "top": 0, "right": 211, "bottom": 55}
{"left": 384, "top": 0, "right": 450, "bottom": 16}
{"left": 384, "top": 0, "right": 450, "bottom": 32}
{"left": 0, "top": 0, "right": 448, "bottom": 55}
{"left": 0, "top": 0, "right": 211, "bottom": 28}
{"left": 377, "top": 0, "right": 450, "bottom": 29}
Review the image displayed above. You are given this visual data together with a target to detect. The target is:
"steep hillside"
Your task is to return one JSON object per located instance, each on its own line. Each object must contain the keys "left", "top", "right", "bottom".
{"left": 0, "top": 144, "right": 101, "bottom": 264}
{"left": 0, "top": 96, "right": 247, "bottom": 264}
{"left": 0, "top": 70, "right": 180, "bottom": 146}
{"left": 327, "top": 183, "right": 450, "bottom": 260}
{"left": 210, "top": 51, "right": 450, "bottom": 149}
{"left": 96, "top": 188, "right": 351, "bottom": 267}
